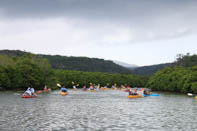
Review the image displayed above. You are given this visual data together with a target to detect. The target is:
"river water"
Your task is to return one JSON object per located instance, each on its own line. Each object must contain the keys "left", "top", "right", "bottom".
{"left": 0, "top": 90, "right": 197, "bottom": 131}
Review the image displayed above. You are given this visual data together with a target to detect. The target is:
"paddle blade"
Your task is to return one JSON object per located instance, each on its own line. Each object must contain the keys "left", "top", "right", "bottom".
{"left": 57, "top": 83, "right": 61, "bottom": 87}
{"left": 187, "top": 93, "right": 193, "bottom": 96}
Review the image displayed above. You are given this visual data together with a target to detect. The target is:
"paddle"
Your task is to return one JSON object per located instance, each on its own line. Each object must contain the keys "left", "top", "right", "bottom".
{"left": 187, "top": 93, "right": 195, "bottom": 96}
{"left": 57, "top": 83, "right": 61, "bottom": 87}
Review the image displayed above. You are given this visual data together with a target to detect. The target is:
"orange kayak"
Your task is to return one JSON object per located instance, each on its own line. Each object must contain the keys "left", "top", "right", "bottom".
{"left": 60, "top": 92, "right": 68, "bottom": 96}
{"left": 128, "top": 94, "right": 142, "bottom": 98}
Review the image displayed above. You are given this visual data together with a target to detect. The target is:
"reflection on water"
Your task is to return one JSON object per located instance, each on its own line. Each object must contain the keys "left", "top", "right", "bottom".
{"left": 0, "top": 90, "right": 197, "bottom": 131}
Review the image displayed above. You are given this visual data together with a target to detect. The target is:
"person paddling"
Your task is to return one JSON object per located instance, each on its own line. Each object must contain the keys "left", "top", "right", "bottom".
{"left": 30, "top": 87, "right": 37, "bottom": 96}
{"left": 23, "top": 87, "right": 32, "bottom": 96}
{"left": 83, "top": 85, "right": 87, "bottom": 91}
{"left": 61, "top": 86, "right": 68, "bottom": 92}
{"left": 129, "top": 89, "right": 134, "bottom": 95}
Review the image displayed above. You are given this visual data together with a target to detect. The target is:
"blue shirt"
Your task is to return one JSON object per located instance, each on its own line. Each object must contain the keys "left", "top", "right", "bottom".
{"left": 61, "top": 88, "right": 67, "bottom": 91}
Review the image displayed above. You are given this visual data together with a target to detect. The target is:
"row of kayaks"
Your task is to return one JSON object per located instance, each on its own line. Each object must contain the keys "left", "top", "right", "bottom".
{"left": 21, "top": 89, "right": 159, "bottom": 98}
{"left": 21, "top": 93, "right": 159, "bottom": 98}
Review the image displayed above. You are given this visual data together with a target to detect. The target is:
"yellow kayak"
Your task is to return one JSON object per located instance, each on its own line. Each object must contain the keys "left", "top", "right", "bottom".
{"left": 88, "top": 89, "right": 96, "bottom": 92}
{"left": 128, "top": 94, "right": 142, "bottom": 98}
{"left": 60, "top": 92, "right": 68, "bottom": 96}
{"left": 195, "top": 96, "right": 197, "bottom": 99}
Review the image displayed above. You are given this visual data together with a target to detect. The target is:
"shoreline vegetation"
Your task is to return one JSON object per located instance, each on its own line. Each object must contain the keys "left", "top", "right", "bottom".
{"left": 0, "top": 50, "right": 197, "bottom": 94}
{"left": 146, "top": 53, "right": 197, "bottom": 94}
{"left": 0, "top": 53, "right": 148, "bottom": 91}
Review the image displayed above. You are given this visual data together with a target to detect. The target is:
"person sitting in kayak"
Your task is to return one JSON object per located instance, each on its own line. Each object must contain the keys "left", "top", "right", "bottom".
{"left": 61, "top": 86, "right": 68, "bottom": 92}
{"left": 44, "top": 85, "right": 51, "bottom": 92}
{"left": 89, "top": 85, "right": 94, "bottom": 90}
{"left": 83, "top": 85, "right": 87, "bottom": 91}
{"left": 73, "top": 85, "right": 77, "bottom": 90}
{"left": 133, "top": 89, "right": 138, "bottom": 95}
{"left": 129, "top": 89, "right": 138, "bottom": 95}
{"left": 129, "top": 89, "right": 133, "bottom": 95}
{"left": 30, "top": 88, "right": 37, "bottom": 96}
{"left": 143, "top": 89, "right": 150, "bottom": 95}
{"left": 23, "top": 87, "right": 32, "bottom": 96}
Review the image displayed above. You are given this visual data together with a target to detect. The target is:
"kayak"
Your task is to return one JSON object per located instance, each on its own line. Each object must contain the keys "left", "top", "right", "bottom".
{"left": 73, "top": 88, "right": 77, "bottom": 91}
{"left": 100, "top": 88, "right": 105, "bottom": 91}
{"left": 195, "top": 96, "right": 197, "bottom": 99}
{"left": 128, "top": 94, "right": 142, "bottom": 98}
{"left": 123, "top": 89, "right": 130, "bottom": 92}
{"left": 60, "top": 92, "right": 67, "bottom": 96}
{"left": 21, "top": 95, "right": 37, "bottom": 98}
{"left": 36, "top": 91, "right": 42, "bottom": 94}
{"left": 143, "top": 94, "right": 160, "bottom": 97}
{"left": 44, "top": 89, "right": 51, "bottom": 92}
{"left": 82, "top": 89, "right": 87, "bottom": 91}
{"left": 88, "top": 89, "right": 96, "bottom": 92}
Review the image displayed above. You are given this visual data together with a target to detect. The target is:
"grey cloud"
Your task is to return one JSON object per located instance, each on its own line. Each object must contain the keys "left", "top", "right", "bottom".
{"left": 0, "top": 0, "right": 197, "bottom": 41}
{"left": 0, "top": 0, "right": 195, "bottom": 20}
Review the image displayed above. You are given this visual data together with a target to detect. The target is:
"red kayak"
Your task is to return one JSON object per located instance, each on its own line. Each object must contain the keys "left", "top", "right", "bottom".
{"left": 21, "top": 95, "right": 37, "bottom": 98}
{"left": 44, "top": 89, "right": 51, "bottom": 92}
{"left": 124, "top": 89, "right": 130, "bottom": 92}
{"left": 36, "top": 91, "right": 42, "bottom": 94}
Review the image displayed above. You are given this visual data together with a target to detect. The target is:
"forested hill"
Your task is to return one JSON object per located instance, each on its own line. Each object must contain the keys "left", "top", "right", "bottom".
{"left": 131, "top": 63, "right": 172, "bottom": 76}
{"left": 0, "top": 50, "right": 131, "bottom": 74}
{"left": 131, "top": 53, "right": 197, "bottom": 76}
{"left": 41, "top": 55, "right": 131, "bottom": 73}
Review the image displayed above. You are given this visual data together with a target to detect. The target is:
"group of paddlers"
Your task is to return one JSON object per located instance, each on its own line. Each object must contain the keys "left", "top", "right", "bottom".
{"left": 23, "top": 86, "right": 51, "bottom": 96}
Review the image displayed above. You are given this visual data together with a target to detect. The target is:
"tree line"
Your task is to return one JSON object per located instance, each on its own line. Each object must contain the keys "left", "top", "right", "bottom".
{"left": 0, "top": 54, "right": 149, "bottom": 90}
{"left": 147, "top": 54, "right": 197, "bottom": 93}
{"left": 0, "top": 50, "right": 131, "bottom": 74}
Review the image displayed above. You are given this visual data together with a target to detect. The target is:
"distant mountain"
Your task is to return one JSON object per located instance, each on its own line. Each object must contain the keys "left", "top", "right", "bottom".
{"left": 0, "top": 50, "right": 132, "bottom": 74}
{"left": 131, "top": 63, "right": 172, "bottom": 76}
{"left": 113, "top": 60, "right": 138, "bottom": 69}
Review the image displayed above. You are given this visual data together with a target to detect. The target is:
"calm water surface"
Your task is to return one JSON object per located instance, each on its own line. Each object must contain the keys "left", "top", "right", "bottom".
{"left": 0, "top": 90, "right": 197, "bottom": 131}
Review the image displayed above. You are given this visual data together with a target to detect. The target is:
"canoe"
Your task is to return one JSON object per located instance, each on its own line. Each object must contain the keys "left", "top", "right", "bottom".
{"left": 143, "top": 94, "right": 160, "bottom": 96}
{"left": 60, "top": 92, "right": 67, "bottom": 96}
{"left": 21, "top": 95, "right": 37, "bottom": 98}
{"left": 128, "top": 94, "right": 142, "bottom": 98}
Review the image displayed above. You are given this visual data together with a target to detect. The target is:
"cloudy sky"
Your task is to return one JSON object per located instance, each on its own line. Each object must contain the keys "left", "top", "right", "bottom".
{"left": 0, "top": 0, "right": 197, "bottom": 66}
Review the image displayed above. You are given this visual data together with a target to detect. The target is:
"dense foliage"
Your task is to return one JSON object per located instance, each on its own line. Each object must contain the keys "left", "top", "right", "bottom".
{"left": 174, "top": 53, "right": 197, "bottom": 67}
{"left": 0, "top": 54, "right": 55, "bottom": 90}
{"left": 54, "top": 70, "right": 148, "bottom": 88}
{"left": 0, "top": 54, "right": 148, "bottom": 90}
{"left": 147, "top": 54, "right": 197, "bottom": 93}
{"left": 0, "top": 50, "right": 131, "bottom": 74}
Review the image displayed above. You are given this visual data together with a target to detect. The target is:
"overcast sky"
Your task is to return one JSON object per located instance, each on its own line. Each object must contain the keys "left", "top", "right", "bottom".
{"left": 0, "top": 0, "right": 197, "bottom": 66}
